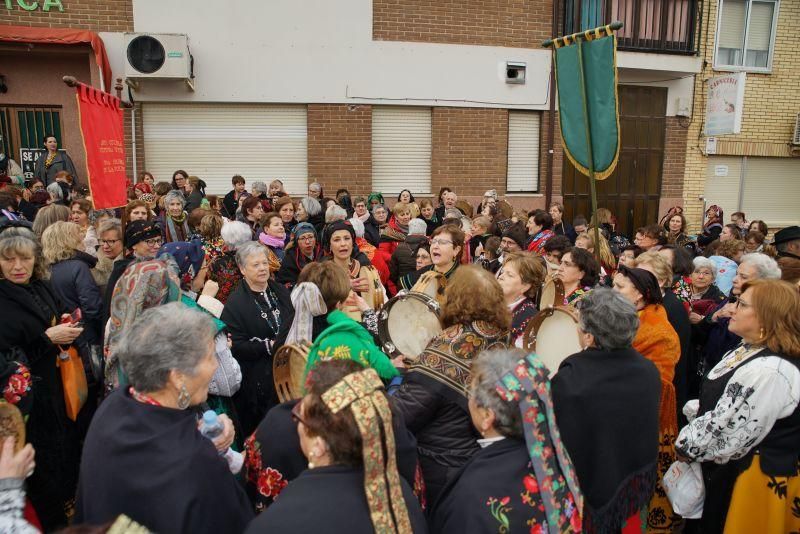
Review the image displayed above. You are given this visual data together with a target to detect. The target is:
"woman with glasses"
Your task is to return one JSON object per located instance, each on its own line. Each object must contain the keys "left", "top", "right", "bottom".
{"left": 275, "top": 223, "right": 321, "bottom": 290}
{"left": 556, "top": 247, "right": 600, "bottom": 306}
{"left": 399, "top": 224, "right": 464, "bottom": 291}
{"left": 92, "top": 218, "right": 124, "bottom": 294}
{"left": 676, "top": 280, "right": 800, "bottom": 534}
{"left": 394, "top": 266, "right": 510, "bottom": 504}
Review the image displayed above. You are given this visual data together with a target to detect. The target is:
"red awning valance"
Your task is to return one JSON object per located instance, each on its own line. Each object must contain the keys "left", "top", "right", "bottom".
{"left": 0, "top": 24, "right": 113, "bottom": 91}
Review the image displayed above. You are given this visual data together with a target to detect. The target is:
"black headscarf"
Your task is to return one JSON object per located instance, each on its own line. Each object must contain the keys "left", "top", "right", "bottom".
{"left": 618, "top": 265, "right": 662, "bottom": 305}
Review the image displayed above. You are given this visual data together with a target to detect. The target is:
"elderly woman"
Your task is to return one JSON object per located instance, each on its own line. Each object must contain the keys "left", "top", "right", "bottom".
{"left": 497, "top": 251, "right": 544, "bottom": 347}
{"left": 394, "top": 266, "right": 510, "bottom": 503}
{"left": 157, "top": 190, "right": 190, "bottom": 243}
{"left": 323, "top": 220, "right": 385, "bottom": 320}
{"left": 0, "top": 235, "right": 83, "bottom": 530}
{"left": 688, "top": 256, "right": 727, "bottom": 317}
{"left": 70, "top": 199, "right": 98, "bottom": 256}
{"left": 31, "top": 203, "right": 70, "bottom": 238}
{"left": 612, "top": 266, "right": 680, "bottom": 532}
{"left": 695, "top": 252, "right": 781, "bottom": 373}
{"left": 92, "top": 218, "right": 124, "bottom": 293}
{"left": 676, "top": 280, "right": 800, "bottom": 533}
{"left": 296, "top": 196, "right": 324, "bottom": 232}
{"left": 237, "top": 195, "right": 265, "bottom": 239}
{"left": 76, "top": 304, "right": 253, "bottom": 532}
{"left": 245, "top": 362, "right": 426, "bottom": 533}
{"left": 400, "top": 224, "right": 464, "bottom": 290}
{"left": 208, "top": 220, "right": 251, "bottom": 304}
{"left": 432, "top": 348, "right": 583, "bottom": 533}
{"left": 221, "top": 241, "right": 294, "bottom": 436}
{"left": 556, "top": 247, "right": 600, "bottom": 305}
{"left": 275, "top": 223, "right": 321, "bottom": 289}
{"left": 552, "top": 288, "right": 661, "bottom": 532}
{"left": 258, "top": 211, "right": 287, "bottom": 264}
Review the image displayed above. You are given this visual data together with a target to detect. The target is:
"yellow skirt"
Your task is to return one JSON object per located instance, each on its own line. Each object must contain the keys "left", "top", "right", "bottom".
{"left": 646, "top": 430, "right": 678, "bottom": 533}
{"left": 724, "top": 455, "right": 800, "bottom": 534}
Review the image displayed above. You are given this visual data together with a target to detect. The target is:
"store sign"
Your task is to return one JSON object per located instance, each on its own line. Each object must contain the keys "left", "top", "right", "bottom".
{"left": 3, "top": 0, "right": 64, "bottom": 11}
{"left": 19, "top": 148, "right": 65, "bottom": 181}
{"left": 705, "top": 72, "right": 745, "bottom": 136}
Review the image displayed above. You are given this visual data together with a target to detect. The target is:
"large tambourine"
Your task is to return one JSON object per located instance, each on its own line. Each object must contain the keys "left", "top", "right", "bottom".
{"left": 273, "top": 342, "right": 311, "bottom": 403}
{"left": 455, "top": 200, "right": 474, "bottom": 218}
{"left": 378, "top": 291, "right": 443, "bottom": 359}
{"left": 537, "top": 277, "right": 565, "bottom": 309}
{"left": 521, "top": 306, "right": 582, "bottom": 377}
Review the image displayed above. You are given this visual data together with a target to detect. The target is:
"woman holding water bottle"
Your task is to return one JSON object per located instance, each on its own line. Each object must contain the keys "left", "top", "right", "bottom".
{"left": 75, "top": 303, "right": 253, "bottom": 533}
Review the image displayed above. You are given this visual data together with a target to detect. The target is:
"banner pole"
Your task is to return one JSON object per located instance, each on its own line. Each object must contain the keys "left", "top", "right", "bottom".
{"left": 575, "top": 38, "right": 603, "bottom": 266}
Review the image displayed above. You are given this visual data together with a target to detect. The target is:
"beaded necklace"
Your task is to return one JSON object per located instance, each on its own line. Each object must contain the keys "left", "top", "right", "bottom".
{"left": 129, "top": 386, "right": 162, "bottom": 406}
{"left": 252, "top": 287, "right": 281, "bottom": 336}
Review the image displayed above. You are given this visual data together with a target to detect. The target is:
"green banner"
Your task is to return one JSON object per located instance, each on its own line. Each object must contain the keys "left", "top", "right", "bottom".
{"left": 554, "top": 31, "right": 620, "bottom": 180}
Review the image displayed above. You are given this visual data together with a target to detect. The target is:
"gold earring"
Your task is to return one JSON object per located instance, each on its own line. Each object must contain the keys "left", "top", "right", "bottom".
{"left": 759, "top": 327, "right": 766, "bottom": 340}
{"left": 177, "top": 383, "right": 191, "bottom": 410}
{"left": 308, "top": 450, "right": 316, "bottom": 469}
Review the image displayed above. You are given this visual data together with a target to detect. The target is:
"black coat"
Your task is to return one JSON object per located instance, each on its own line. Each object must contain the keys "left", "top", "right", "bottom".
{"left": 49, "top": 251, "right": 102, "bottom": 344}
{"left": 75, "top": 388, "right": 253, "bottom": 533}
{"left": 222, "top": 190, "right": 239, "bottom": 219}
{"left": 663, "top": 290, "right": 692, "bottom": 427}
{"left": 553, "top": 220, "right": 578, "bottom": 244}
{"left": 363, "top": 215, "right": 381, "bottom": 247}
{"left": 221, "top": 279, "right": 294, "bottom": 436}
{"left": 389, "top": 234, "right": 428, "bottom": 286}
{"left": 0, "top": 279, "right": 80, "bottom": 531}
{"left": 551, "top": 347, "right": 661, "bottom": 532}
{"left": 245, "top": 465, "right": 427, "bottom": 534}
{"left": 34, "top": 150, "right": 79, "bottom": 187}
{"left": 184, "top": 189, "right": 204, "bottom": 213}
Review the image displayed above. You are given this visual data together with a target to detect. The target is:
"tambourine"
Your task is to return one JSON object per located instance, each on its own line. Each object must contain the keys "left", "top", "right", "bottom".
{"left": 0, "top": 403, "right": 25, "bottom": 452}
{"left": 521, "top": 306, "right": 582, "bottom": 377}
{"left": 455, "top": 199, "right": 474, "bottom": 218}
{"left": 378, "top": 291, "right": 443, "bottom": 359}
{"left": 411, "top": 270, "right": 448, "bottom": 308}
{"left": 496, "top": 200, "right": 514, "bottom": 220}
{"left": 273, "top": 342, "right": 311, "bottom": 403}
{"left": 537, "top": 277, "right": 565, "bottom": 309}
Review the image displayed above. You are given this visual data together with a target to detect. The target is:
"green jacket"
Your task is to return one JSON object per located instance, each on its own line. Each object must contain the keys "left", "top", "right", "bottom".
{"left": 304, "top": 309, "right": 399, "bottom": 380}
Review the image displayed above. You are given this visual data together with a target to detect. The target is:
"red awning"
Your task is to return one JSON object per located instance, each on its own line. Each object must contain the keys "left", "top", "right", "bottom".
{"left": 0, "top": 24, "right": 113, "bottom": 91}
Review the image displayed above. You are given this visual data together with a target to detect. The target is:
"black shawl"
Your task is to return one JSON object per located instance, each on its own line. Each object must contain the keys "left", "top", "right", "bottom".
{"left": 551, "top": 347, "right": 661, "bottom": 533}
{"left": 221, "top": 279, "right": 294, "bottom": 436}
{"left": 75, "top": 389, "right": 253, "bottom": 533}
{"left": 244, "top": 465, "right": 427, "bottom": 534}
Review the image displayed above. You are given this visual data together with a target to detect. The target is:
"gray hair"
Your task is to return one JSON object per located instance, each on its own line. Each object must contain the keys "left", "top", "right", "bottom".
{"left": 46, "top": 182, "right": 63, "bottom": 201}
{"left": 371, "top": 204, "right": 386, "bottom": 216}
{"left": 97, "top": 217, "right": 122, "bottom": 238}
{"left": 251, "top": 181, "right": 268, "bottom": 194}
{"left": 300, "top": 197, "right": 322, "bottom": 217}
{"left": 164, "top": 190, "right": 186, "bottom": 208}
{"left": 349, "top": 217, "right": 365, "bottom": 239}
{"left": 444, "top": 208, "right": 462, "bottom": 219}
{"left": 692, "top": 256, "right": 717, "bottom": 279}
{"left": 740, "top": 252, "right": 781, "bottom": 280}
{"left": 0, "top": 226, "right": 36, "bottom": 240}
{"left": 408, "top": 218, "right": 427, "bottom": 236}
{"left": 221, "top": 221, "right": 253, "bottom": 249}
{"left": 235, "top": 240, "right": 269, "bottom": 269}
{"left": 577, "top": 287, "right": 639, "bottom": 350}
{"left": 468, "top": 348, "right": 526, "bottom": 439}
{"left": 117, "top": 303, "right": 216, "bottom": 392}
{"left": 325, "top": 204, "right": 347, "bottom": 224}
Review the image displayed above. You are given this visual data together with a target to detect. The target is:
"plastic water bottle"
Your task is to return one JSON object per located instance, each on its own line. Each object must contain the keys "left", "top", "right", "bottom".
{"left": 200, "top": 410, "right": 244, "bottom": 474}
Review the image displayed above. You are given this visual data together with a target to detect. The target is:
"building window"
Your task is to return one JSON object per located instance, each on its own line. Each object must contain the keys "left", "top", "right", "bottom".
{"left": 506, "top": 111, "right": 541, "bottom": 193}
{"left": 715, "top": 0, "right": 779, "bottom": 72}
{"left": 372, "top": 107, "right": 431, "bottom": 195}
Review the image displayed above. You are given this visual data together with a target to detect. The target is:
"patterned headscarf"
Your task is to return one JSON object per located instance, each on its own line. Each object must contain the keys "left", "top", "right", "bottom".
{"left": 104, "top": 260, "right": 181, "bottom": 391}
{"left": 158, "top": 240, "right": 206, "bottom": 290}
{"left": 321, "top": 368, "right": 412, "bottom": 533}
{"left": 496, "top": 353, "right": 584, "bottom": 531}
{"left": 703, "top": 204, "right": 723, "bottom": 230}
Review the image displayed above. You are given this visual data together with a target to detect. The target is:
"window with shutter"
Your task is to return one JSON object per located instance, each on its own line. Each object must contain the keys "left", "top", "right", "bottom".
{"left": 371, "top": 107, "right": 431, "bottom": 195}
{"left": 715, "top": 0, "right": 778, "bottom": 72}
{"left": 506, "top": 112, "right": 541, "bottom": 193}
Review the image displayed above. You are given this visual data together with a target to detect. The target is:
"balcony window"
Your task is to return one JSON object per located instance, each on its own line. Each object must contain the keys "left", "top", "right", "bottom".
{"left": 715, "top": 0, "right": 778, "bottom": 72}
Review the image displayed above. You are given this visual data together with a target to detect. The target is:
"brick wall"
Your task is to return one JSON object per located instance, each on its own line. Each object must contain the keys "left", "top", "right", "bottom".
{"left": 307, "top": 104, "right": 373, "bottom": 196}
{"left": 0, "top": 0, "right": 133, "bottom": 32}
{"left": 682, "top": 0, "right": 800, "bottom": 231}
{"left": 373, "top": 0, "right": 552, "bottom": 48}
{"left": 431, "top": 107, "right": 509, "bottom": 198}
{"left": 660, "top": 116, "right": 689, "bottom": 214}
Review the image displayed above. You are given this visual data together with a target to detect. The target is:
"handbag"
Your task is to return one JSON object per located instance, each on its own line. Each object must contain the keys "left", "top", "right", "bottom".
{"left": 57, "top": 346, "right": 88, "bottom": 421}
{"left": 663, "top": 460, "right": 705, "bottom": 519}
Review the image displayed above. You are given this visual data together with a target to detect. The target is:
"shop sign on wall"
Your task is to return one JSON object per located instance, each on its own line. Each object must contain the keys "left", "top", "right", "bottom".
{"left": 705, "top": 72, "right": 745, "bottom": 136}
{"left": 3, "top": 0, "right": 64, "bottom": 12}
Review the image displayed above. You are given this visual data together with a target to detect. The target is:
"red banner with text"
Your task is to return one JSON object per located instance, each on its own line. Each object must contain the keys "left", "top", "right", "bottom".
{"left": 75, "top": 83, "right": 127, "bottom": 209}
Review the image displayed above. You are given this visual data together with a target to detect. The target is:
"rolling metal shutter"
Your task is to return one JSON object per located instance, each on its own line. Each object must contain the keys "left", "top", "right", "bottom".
{"left": 741, "top": 157, "right": 800, "bottom": 227}
{"left": 704, "top": 156, "right": 743, "bottom": 220}
{"left": 372, "top": 106, "right": 431, "bottom": 195}
{"left": 506, "top": 111, "right": 541, "bottom": 192}
{"left": 142, "top": 103, "right": 307, "bottom": 195}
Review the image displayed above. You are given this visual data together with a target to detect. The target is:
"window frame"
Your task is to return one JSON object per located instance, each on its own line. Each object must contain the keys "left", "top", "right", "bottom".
{"left": 713, "top": 0, "right": 780, "bottom": 74}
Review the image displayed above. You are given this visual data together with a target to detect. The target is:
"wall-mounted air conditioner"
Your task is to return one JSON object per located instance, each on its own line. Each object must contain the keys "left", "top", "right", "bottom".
{"left": 124, "top": 33, "right": 194, "bottom": 90}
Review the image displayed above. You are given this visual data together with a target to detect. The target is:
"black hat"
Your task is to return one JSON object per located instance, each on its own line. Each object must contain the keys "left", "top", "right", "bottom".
{"left": 124, "top": 220, "right": 161, "bottom": 249}
{"left": 618, "top": 265, "right": 663, "bottom": 305}
{"left": 502, "top": 223, "right": 528, "bottom": 250}
{"left": 773, "top": 226, "right": 800, "bottom": 246}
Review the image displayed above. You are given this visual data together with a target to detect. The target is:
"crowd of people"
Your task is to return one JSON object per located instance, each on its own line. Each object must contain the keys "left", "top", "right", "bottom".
{"left": 0, "top": 163, "right": 798, "bottom": 534}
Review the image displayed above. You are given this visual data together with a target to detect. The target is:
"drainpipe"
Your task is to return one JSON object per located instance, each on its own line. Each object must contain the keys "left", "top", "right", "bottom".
{"left": 545, "top": 0, "right": 559, "bottom": 208}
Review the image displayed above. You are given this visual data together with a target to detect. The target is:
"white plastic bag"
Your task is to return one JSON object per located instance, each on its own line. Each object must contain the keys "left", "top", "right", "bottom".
{"left": 663, "top": 460, "right": 704, "bottom": 519}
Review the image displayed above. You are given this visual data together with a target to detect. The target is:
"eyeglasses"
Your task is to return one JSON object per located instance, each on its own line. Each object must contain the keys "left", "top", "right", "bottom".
{"left": 291, "top": 401, "right": 307, "bottom": 426}
{"left": 144, "top": 238, "right": 162, "bottom": 247}
{"left": 298, "top": 235, "right": 315, "bottom": 242}
{"left": 100, "top": 239, "right": 120, "bottom": 246}
{"left": 431, "top": 238, "right": 453, "bottom": 246}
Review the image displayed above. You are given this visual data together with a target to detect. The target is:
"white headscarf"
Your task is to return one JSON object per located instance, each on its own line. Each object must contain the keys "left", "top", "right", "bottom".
{"left": 286, "top": 282, "right": 327, "bottom": 345}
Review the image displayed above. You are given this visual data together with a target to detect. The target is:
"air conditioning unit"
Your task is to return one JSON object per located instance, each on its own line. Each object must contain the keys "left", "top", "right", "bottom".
{"left": 793, "top": 113, "right": 800, "bottom": 146}
{"left": 124, "top": 33, "right": 193, "bottom": 90}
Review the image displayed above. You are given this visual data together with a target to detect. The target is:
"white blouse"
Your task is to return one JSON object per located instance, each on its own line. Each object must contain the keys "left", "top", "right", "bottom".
{"left": 676, "top": 346, "right": 800, "bottom": 465}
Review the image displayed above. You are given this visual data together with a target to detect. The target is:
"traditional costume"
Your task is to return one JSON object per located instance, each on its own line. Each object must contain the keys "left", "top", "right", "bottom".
{"left": 508, "top": 296, "right": 538, "bottom": 348}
